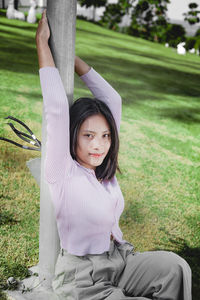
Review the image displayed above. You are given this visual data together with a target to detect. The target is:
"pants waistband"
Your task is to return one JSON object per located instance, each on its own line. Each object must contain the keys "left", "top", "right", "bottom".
{"left": 60, "top": 239, "right": 119, "bottom": 257}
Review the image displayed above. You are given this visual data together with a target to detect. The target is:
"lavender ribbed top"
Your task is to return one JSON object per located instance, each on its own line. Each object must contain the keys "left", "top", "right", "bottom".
{"left": 39, "top": 66, "right": 127, "bottom": 256}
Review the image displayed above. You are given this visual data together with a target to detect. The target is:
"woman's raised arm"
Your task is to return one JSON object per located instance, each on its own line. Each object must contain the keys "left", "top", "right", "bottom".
{"left": 75, "top": 56, "right": 91, "bottom": 76}
{"left": 36, "top": 10, "right": 73, "bottom": 184}
{"left": 36, "top": 10, "right": 55, "bottom": 68}
{"left": 75, "top": 56, "right": 122, "bottom": 133}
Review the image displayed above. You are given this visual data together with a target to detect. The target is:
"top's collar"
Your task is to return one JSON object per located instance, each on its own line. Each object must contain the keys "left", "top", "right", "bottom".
{"left": 74, "top": 160, "right": 96, "bottom": 175}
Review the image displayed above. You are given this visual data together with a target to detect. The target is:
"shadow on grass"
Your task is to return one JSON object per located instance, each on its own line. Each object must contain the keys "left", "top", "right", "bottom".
{"left": 153, "top": 233, "right": 200, "bottom": 299}
{"left": 0, "top": 33, "right": 38, "bottom": 74}
{"left": 0, "top": 20, "right": 39, "bottom": 32}
{"left": 76, "top": 24, "right": 151, "bottom": 45}
{"left": 0, "top": 261, "right": 29, "bottom": 289}
{"left": 93, "top": 56, "right": 200, "bottom": 99}
{"left": 1, "top": 11, "right": 200, "bottom": 125}
{"left": 84, "top": 55, "right": 200, "bottom": 124}
{"left": 106, "top": 44, "right": 200, "bottom": 71}
{"left": 158, "top": 106, "right": 200, "bottom": 123}
{"left": 0, "top": 290, "right": 7, "bottom": 300}
{"left": 0, "top": 210, "right": 19, "bottom": 225}
{"left": 121, "top": 200, "right": 145, "bottom": 225}
{"left": 10, "top": 89, "right": 42, "bottom": 101}
{"left": 0, "top": 146, "right": 39, "bottom": 175}
{"left": 173, "top": 241, "right": 200, "bottom": 299}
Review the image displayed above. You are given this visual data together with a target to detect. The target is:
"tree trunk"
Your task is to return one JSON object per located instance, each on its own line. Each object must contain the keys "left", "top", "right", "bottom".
{"left": 39, "top": 0, "right": 77, "bottom": 288}
{"left": 14, "top": 0, "right": 18, "bottom": 9}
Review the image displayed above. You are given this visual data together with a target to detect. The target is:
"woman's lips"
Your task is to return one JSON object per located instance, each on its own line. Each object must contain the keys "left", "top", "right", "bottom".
{"left": 89, "top": 153, "right": 103, "bottom": 157}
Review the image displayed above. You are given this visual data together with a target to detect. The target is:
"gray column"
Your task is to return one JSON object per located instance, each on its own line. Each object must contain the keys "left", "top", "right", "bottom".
{"left": 39, "top": 0, "right": 77, "bottom": 288}
{"left": 47, "top": 1, "right": 77, "bottom": 104}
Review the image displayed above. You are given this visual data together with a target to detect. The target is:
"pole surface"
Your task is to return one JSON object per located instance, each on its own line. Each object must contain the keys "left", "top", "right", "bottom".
{"left": 39, "top": 0, "right": 77, "bottom": 288}
{"left": 47, "top": 0, "right": 77, "bottom": 105}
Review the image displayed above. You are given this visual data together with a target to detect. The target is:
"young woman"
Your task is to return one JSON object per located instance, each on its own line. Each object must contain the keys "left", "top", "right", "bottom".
{"left": 36, "top": 10, "right": 192, "bottom": 300}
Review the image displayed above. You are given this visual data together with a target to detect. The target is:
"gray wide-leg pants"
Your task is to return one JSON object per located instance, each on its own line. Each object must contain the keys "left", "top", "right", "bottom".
{"left": 52, "top": 239, "right": 192, "bottom": 300}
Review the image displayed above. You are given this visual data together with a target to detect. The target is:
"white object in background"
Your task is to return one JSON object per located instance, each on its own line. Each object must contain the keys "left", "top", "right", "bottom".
{"left": 165, "top": 43, "right": 169, "bottom": 47}
{"left": 197, "top": 49, "right": 200, "bottom": 55}
{"left": 27, "top": 0, "right": 37, "bottom": 24}
{"left": 14, "top": 9, "right": 25, "bottom": 20}
{"left": 38, "top": 0, "right": 46, "bottom": 6}
{"left": 177, "top": 42, "right": 186, "bottom": 55}
{"left": 6, "top": 0, "right": 25, "bottom": 20}
{"left": 6, "top": 0, "right": 15, "bottom": 19}
{"left": 189, "top": 48, "right": 195, "bottom": 54}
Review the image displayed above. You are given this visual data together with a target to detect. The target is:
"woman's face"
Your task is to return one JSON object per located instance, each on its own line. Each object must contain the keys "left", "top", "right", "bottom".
{"left": 76, "top": 114, "right": 111, "bottom": 170}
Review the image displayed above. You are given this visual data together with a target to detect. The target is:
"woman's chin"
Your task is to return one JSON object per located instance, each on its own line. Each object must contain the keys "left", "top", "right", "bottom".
{"left": 89, "top": 158, "right": 104, "bottom": 167}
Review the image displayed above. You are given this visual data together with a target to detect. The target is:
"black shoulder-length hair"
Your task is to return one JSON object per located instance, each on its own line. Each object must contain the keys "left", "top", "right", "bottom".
{"left": 69, "top": 97, "right": 121, "bottom": 181}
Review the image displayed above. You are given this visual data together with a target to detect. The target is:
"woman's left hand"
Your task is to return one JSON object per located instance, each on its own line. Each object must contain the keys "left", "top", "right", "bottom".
{"left": 36, "top": 9, "right": 50, "bottom": 45}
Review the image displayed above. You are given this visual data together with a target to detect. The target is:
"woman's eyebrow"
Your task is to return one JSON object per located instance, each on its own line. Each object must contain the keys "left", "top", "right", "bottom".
{"left": 82, "top": 130, "right": 110, "bottom": 133}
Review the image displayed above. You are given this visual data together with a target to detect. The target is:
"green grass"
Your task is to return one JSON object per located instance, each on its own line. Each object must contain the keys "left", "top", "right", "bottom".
{"left": 0, "top": 9, "right": 200, "bottom": 298}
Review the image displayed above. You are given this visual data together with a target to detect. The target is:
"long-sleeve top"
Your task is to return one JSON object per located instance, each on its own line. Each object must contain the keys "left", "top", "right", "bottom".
{"left": 39, "top": 66, "right": 127, "bottom": 256}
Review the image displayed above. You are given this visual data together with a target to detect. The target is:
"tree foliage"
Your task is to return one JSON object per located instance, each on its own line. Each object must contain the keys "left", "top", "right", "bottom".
{"left": 99, "top": 0, "right": 134, "bottom": 30}
{"left": 195, "top": 27, "right": 200, "bottom": 37}
{"left": 129, "top": 0, "right": 170, "bottom": 41}
{"left": 183, "top": 2, "right": 200, "bottom": 25}
{"left": 164, "top": 23, "right": 186, "bottom": 47}
{"left": 185, "top": 37, "right": 196, "bottom": 50}
{"left": 78, "top": 0, "right": 107, "bottom": 8}
{"left": 78, "top": 0, "right": 107, "bottom": 21}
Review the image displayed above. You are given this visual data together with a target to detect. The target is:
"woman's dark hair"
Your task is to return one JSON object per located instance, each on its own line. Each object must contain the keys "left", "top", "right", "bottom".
{"left": 69, "top": 97, "right": 121, "bottom": 181}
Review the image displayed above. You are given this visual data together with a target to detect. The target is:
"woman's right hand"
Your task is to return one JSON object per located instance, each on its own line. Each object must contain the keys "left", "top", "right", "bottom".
{"left": 36, "top": 9, "right": 50, "bottom": 45}
{"left": 35, "top": 9, "right": 55, "bottom": 68}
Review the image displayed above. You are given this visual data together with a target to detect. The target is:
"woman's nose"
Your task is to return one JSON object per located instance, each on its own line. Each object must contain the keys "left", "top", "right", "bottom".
{"left": 92, "top": 137, "right": 103, "bottom": 149}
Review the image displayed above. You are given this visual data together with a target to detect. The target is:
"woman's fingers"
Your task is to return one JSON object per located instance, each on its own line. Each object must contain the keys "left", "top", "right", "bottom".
{"left": 42, "top": 9, "right": 47, "bottom": 20}
{"left": 41, "top": 9, "right": 47, "bottom": 23}
{"left": 36, "top": 9, "right": 50, "bottom": 44}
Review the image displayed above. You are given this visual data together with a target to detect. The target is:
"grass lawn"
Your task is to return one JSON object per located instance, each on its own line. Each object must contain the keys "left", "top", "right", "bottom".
{"left": 0, "top": 9, "right": 200, "bottom": 299}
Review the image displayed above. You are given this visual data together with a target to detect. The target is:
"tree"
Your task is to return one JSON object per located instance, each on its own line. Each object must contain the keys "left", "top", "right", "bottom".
{"left": 100, "top": 0, "right": 134, "bottom": 30}
{"left": 183, "top": 2, "right": 200, "bottom": 25}
{"left": 14, "top": 0, "right": 18, "bottom": 9}
{"left": 78, "top": 0, "right": 107, "bottom": 21}
{"left": 165, "top": 23, "right": 186, "bottom": 47}
{"left": 185, "top": 37, "right": 196, "bottom": 50}
{"left": 195, "top": 27, "right": 200, "bottom": 36}
{"left": 128, "top": 0, "right": 170, "bottom": 41}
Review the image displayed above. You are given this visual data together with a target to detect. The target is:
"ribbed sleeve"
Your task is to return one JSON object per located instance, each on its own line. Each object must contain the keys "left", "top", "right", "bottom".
{"left": 80, "top": 67, "right": 122, "bottom": 133}
{"left": 39, "top": 67, "right": 73, "bottom": 184}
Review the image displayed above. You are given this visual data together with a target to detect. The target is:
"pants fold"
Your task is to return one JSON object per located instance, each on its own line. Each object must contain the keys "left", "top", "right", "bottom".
{"left": 52, "top": 240, "right": 192, "bottom": 300}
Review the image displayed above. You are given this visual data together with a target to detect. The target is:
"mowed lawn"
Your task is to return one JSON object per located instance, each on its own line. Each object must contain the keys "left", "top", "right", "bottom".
{"left": 0, "top": 9, "right": 200, "bottom": 298}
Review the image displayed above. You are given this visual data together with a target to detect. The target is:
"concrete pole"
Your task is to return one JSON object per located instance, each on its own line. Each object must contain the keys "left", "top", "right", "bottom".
{"left": 39, "top": 0, "right": 77, "bottom": 288}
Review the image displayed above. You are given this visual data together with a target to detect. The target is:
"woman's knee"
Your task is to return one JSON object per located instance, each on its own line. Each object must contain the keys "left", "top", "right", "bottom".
{"left": 155, "top": 250, "right": 191, "bottom": 278}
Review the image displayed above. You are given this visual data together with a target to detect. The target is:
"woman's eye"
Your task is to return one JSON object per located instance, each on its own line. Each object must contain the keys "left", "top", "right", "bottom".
{"left": 103, "top": 134, "right": 110, "bottom": 138}
{"left": 84, "top": 134, "right": 93, "bottom": 138}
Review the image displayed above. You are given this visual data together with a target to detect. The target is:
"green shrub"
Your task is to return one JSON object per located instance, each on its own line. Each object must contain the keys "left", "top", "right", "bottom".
{"left": 194, "top": 37, "right": 200, "bottom": 54}
{"left": 127, "top": 21, "right": 186, "bottom": 47}
{"left": 195, "top": 27, "right": 200, "bottom": 37}
{"left": 99, "top": 3, "right": 125, "bottom": 30}
{"left": 164, "top": 23, "right": 186, "bottom": 47}
{"left": 185, "top": 37, "right": 197, "bottom": 50}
